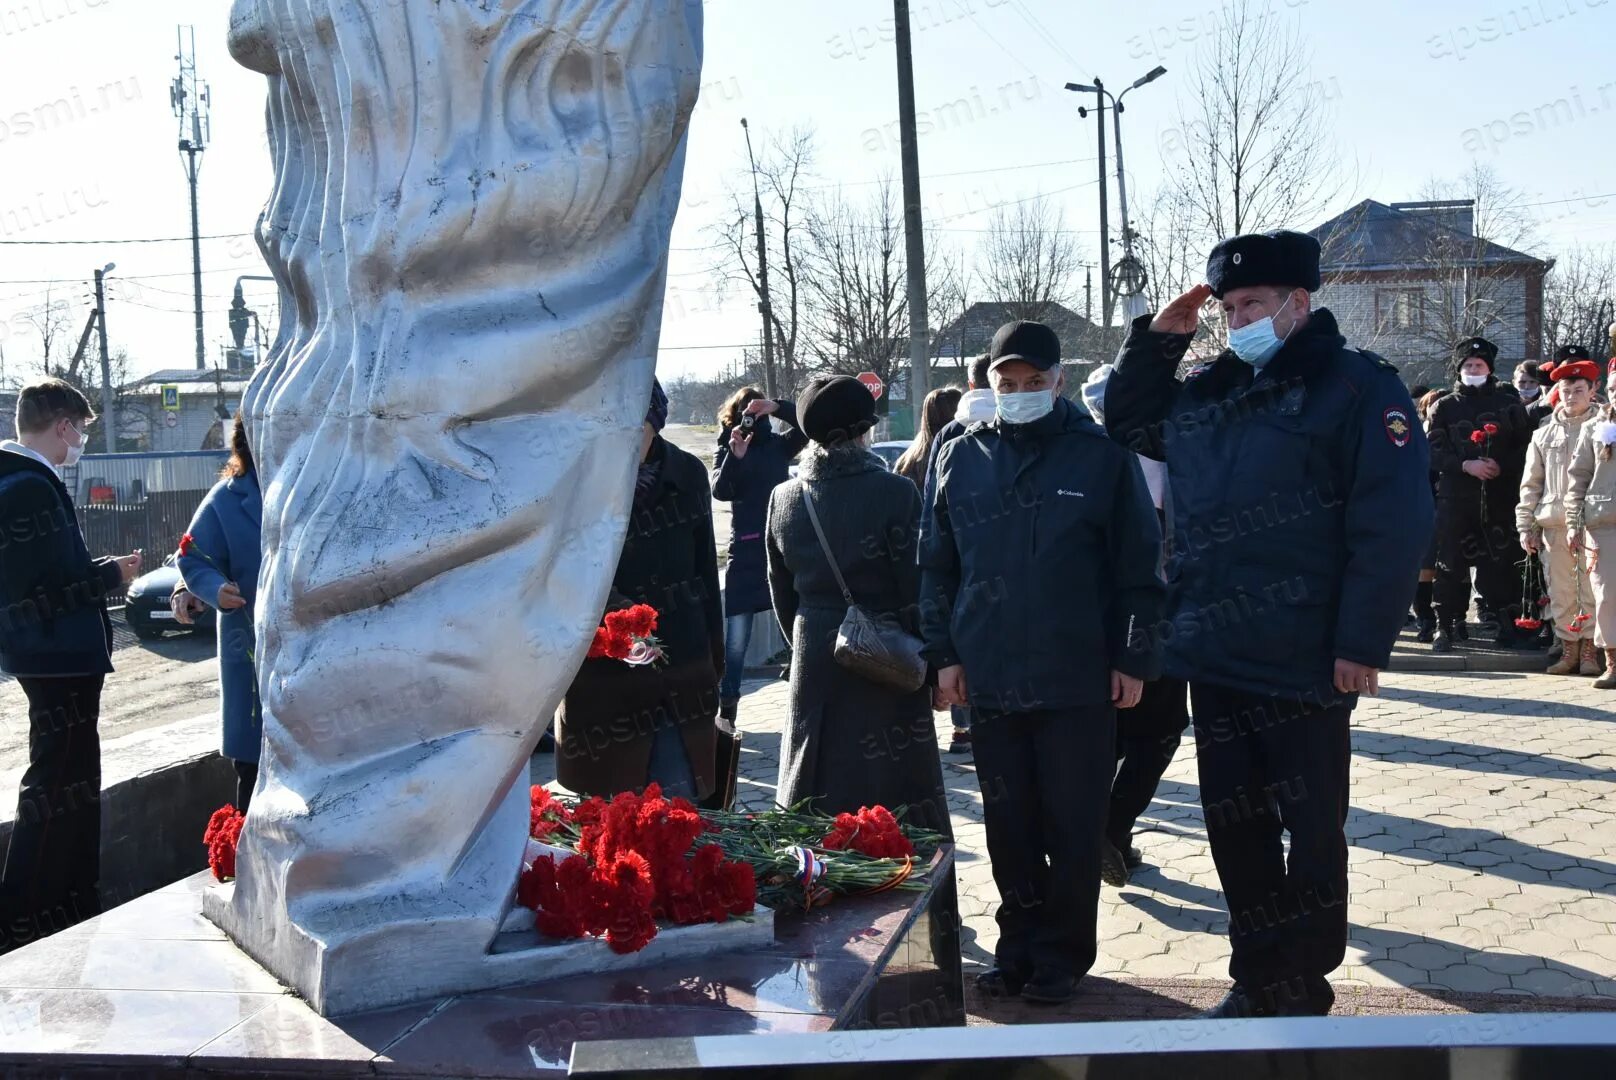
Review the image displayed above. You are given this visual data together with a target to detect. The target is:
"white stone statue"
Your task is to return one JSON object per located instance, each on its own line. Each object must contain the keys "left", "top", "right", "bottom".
{"left": 209, "top": 0, "right": 704, "bottom": 1015}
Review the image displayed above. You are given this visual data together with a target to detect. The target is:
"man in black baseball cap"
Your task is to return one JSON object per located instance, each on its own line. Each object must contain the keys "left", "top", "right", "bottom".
{"left": 921, "top": 319, "right": 1165, "bottom": 1004}
{"left": 1101, "top": 233, "right": 1433, "bottom": 1019}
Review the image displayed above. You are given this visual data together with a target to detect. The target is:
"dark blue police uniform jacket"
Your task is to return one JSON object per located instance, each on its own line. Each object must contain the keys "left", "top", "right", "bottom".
{"left": 1103, "top": 307, "right": 1434, "bottom": 702}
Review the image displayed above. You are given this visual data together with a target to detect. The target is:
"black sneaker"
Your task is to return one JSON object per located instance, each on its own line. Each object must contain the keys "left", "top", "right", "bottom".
{"left": 1020, "top": 970, "right": 1078, "bottom": 1005}
{"left": 1432, "top": 626, "right": 1454, "bottom": 653}
{"left": 1454, "top": 621, "right": 1470, "bottom": 641}
{"left": 1100, "top": 839, "right": 1130, "bottom": 887}
{"left": 974, "top": 967, "right": 1026, "bottom": 997}
{"left": 1415, "top": 617, "right": 1436, "bottom": 643}
{"left": 945, "top": 728, "right": 972, "bottom": 755}
{"left": 1124, "top": 845, "right": 1144, "bottom": 870}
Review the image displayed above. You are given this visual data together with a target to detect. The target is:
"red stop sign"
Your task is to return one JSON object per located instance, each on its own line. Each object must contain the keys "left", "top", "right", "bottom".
{"left": 856, "top": 371, "right": 884, "bottom": 399}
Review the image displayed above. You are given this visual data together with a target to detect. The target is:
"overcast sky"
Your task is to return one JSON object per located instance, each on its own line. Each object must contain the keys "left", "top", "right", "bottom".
{"left": 1, "top": 0, "right": 1611, "bottom": 384}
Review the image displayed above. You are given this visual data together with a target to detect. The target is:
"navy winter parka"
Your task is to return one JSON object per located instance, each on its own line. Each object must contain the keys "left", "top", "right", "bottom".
{"left": 918, "top": 396, "right": 1166, "bottom": 712}
{"left": 0, "top": 448, "right": 121, "bottom": 677}
{"left": 1102, "top": 307, "right": 1434, "bottom": 701}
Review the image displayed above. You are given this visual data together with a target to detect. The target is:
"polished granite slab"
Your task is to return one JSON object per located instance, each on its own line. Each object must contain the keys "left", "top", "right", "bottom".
{"left": 0, "top": 848, "right": 960, "bottom": 1077}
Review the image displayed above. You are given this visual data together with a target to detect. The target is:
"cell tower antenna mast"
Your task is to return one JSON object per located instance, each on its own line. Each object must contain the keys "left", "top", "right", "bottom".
{"left": 171, "top": 25, "right": 211, "bottom": 370}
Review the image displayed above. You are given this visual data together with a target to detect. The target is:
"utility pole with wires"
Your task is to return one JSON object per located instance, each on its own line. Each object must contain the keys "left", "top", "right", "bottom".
{"left": 1066, "top": 68, "right": 1167, "bottom": 330}
{"left": 893, "top": 0, "right": 931, "bottom": 432}
{"left": 739, "top": 118, "right": 777, "bottom": 399}
{"left": 93, "top": 264, "right": 117, "bottom": 453}
{"left": 171, "top": 26, "right": 211, "bottom": 371}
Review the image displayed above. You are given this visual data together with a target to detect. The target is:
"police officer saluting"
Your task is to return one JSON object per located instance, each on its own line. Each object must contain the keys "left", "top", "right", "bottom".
{"left": 1104, "top": 231, "right": 1434, "bottom": 1018}
{"left": 1425, "top": 338, "right": 1533, "bottom": 651}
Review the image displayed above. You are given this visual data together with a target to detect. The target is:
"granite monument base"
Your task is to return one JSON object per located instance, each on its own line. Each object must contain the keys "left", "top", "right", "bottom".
{"left": 0, "top": 849, "right": 959, "bottom": 1077}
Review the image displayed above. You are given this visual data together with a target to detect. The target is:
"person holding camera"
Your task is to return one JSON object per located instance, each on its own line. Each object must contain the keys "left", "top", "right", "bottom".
{"left": 0, "top": 380, "right": 142, "bottom": 951}
{"left": 710, "top": 387, "right": 806, "bottom": 722}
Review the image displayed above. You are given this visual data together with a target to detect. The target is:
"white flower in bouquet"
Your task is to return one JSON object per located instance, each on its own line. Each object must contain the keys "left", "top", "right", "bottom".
{"left": 1595, "top": 420, "right": 1616, "bottom": 447}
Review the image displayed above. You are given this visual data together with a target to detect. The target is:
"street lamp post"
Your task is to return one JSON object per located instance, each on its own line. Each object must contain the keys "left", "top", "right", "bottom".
{"left": 1066, "top": 66, "right": 1166, "bottom": 325}
{"left": 93, "top": 263, "right": 117, "bottom": 453}
{"left": 740, "top": 118, "right": 777, "bottom": 398}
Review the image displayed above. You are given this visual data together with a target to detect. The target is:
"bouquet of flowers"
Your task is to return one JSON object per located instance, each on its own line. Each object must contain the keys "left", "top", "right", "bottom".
{"left": 1470, "top": 422, "right": 1500, "bottom": 525}
{"left": 587, "top": 603, "right": 666, "bottom": 667}
{"left": 203, "top": 805, "right": 245, "bottom": 882}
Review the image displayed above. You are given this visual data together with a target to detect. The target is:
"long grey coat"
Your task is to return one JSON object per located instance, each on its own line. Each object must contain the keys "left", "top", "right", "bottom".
{"left": 765, "top": 442, "right": 950, "bottom": 836}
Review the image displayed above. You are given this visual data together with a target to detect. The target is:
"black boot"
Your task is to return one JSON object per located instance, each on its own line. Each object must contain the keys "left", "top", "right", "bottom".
{"left": 719, "top": 698, "right": 738, "bottom": 723}
{"left": 1454, "top": 620, "right": 1470, "bottom": 641}
{"left": 1412, "top": 580, "right": 1434, "bottom": 641}
{"left": 1198, "top": 985, "right": 1272, "bottom": 1019}
{"left": 1432, "top": 620, "right": 1455, "bottom": 653}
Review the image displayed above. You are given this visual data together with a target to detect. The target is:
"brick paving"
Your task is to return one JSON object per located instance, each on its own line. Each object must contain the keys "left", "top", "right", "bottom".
{"left": 535, "top": 667, "right": 1616, "bottom": 1010}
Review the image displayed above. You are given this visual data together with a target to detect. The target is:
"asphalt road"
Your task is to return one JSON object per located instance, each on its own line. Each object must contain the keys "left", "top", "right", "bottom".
{"left": 0, "top": 424, "right": 727, "bottom": 775}
{"left": 0, "top": 616, "right": 218, "bottom": 775}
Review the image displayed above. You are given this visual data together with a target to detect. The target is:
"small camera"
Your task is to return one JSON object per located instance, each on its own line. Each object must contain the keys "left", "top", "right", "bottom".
{"left": 739, "top": 413, "right": 757, "bottom": 434}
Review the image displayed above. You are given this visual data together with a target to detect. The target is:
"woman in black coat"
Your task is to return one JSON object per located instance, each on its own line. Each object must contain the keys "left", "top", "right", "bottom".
{"left": 765, "top": 376, "right": 950, "bottom": 836}
{"left": 711, "top": 387, "right": 806, "bottom": 720}
{"left": 557, "top": 381, "right": 724, "bottom": 802}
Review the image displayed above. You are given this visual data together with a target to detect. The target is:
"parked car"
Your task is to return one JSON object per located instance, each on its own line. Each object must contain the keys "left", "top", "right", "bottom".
{"left": 123, "top": 552, "right": 214, "bottom": 639}
{"left": 869, "top": 441, "right": 909, "bottom": 471}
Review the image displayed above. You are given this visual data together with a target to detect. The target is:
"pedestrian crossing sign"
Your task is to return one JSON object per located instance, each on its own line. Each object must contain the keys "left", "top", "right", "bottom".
{"left": 161, "top": 385, "right": 180, "bottom": 411}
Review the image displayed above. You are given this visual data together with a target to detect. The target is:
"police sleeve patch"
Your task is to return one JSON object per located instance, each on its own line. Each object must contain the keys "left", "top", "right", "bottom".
{"left": 1383, "top": 406, "right": 1412, "bottom": 447}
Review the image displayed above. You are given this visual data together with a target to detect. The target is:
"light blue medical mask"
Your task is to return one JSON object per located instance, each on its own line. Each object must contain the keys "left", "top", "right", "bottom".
{"left": 996, "top": 388, "right": 1056, "bottom": 425}
{"left": 1228, "top": 293, "right": 1301, "bottom": 369}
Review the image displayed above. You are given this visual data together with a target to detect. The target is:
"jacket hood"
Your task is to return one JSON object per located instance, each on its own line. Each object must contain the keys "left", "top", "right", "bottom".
{"left": 955, "top": 387, "right": 998, "bottom": 424}
{"left": 796, "top": 441, "right": 887, "bottom": 482}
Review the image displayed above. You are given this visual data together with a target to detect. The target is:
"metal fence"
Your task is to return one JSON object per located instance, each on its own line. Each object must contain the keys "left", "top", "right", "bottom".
{"left": 62, "top": 451, "right": 225, "bottom": 603}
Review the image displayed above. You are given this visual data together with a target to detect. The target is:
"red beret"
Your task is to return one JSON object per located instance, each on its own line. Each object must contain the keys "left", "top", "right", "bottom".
{"left": 1552, "top": 359, "right": 1601, "bottom": 383}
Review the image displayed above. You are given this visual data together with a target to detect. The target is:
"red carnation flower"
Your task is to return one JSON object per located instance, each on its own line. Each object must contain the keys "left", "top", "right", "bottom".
{"left": 203, "top": 805, "right": 245, "bottom": 882}
{"left": 1483, "top": 422, "right": 1499, "bottom": 436}
{"left": 1470, "top": 430, "right": 1486, "bottom": 444}
{"left": 605, "top": 604, "right": 658, "bottom": 639}
{"left": 178, "top": 533, "right": 196, "bottom": 556}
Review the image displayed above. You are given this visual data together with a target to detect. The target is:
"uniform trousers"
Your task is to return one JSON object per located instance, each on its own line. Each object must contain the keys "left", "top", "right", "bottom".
{"left": 1434, "top": 495, "right": 1523, "bottom": 623}
{"left": 973, "top": 703, "right": 1115, "bottom": 981}
{"left": 0, "top": 674, "right": 104, "bottom": 953}
{"left": 1587, "top": 526, "right": 1616, "bottom": 649}
{"left": 1191, "top": 683, "right": 1352, "bottom": 1013}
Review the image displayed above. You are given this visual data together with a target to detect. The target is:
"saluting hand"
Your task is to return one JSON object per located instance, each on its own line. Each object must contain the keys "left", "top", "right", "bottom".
{"left": 1150, "top": 283, "right": 1214, "bottom": 335}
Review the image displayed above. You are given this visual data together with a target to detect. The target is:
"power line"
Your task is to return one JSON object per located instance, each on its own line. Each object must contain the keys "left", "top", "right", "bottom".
{"left": 1008, "top": 0, "right": 1086, "bottom": 74}
{"left": 0, "top": 266, "right": 266, "bottom": 286}
{"left": 0, "top": 232, "right": 252, "bottom": 246}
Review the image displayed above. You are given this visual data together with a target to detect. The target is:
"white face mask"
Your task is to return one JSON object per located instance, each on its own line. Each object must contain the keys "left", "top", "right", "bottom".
{"left": 1515, "top": 383, "right": 1541, "bottom": 401}
{"left": 1461, "top": 372, "right": 1489, "bottom": 388}
{"left": 61, "top": 423, "right": 86, "bottom": 468}
{"left": 996, "top": 388, "right": 1056, "bottom": 425}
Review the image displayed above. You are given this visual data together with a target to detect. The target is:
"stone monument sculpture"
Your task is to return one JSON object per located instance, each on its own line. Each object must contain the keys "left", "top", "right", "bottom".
{"left": 209, "top": 0, "right": 704, "bottom": 1015}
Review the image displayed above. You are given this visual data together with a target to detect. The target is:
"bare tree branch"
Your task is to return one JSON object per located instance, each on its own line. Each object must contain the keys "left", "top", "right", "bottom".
{"left": 974, "top": 196, "right": 1083, "bottom": 323}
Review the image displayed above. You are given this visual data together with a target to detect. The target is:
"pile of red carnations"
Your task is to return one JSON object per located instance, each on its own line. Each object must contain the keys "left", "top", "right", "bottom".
{"left": 523, "top": 788, "right": 946, "bottom": 946}
{"left": 203, "top": 805, "right": 245, "bottom": 882}
{"left": 517, "top": 784, "right": 757, "bottom": 954}
{"left": 821, "top": 806, "right": 915, "bottom": 859}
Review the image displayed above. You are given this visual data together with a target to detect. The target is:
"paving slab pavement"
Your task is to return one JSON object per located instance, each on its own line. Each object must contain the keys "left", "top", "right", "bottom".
{"left": 536, "top": 666, "right": 1616, "bottom": 1012}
